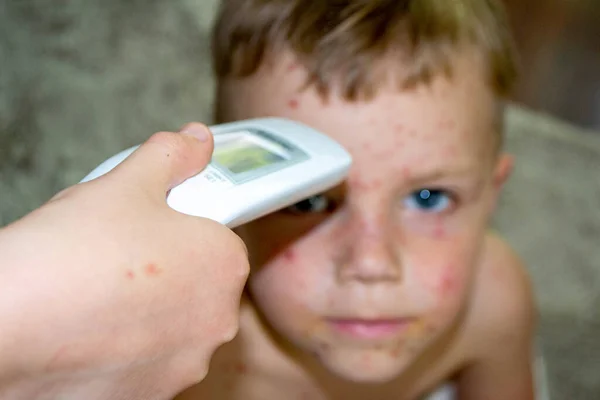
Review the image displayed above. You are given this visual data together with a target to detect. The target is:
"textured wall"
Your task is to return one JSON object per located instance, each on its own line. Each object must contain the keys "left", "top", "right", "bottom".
{"left": 1, "top": 1, "right": 599, "bottom": 399}
{"left": 0, "top": 0, "right": 219, "bottom": 223}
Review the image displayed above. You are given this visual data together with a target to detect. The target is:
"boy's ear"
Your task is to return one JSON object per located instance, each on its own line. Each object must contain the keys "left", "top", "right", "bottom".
{"left": 492, "top": 153, "right": 514, "bottom": 191}
{"left": 488, "top": 153, "right": 514, "bottom": 214}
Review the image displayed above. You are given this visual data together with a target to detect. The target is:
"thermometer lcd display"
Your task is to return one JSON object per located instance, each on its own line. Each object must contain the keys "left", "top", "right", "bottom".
{"left": 213, "top": 136, "right": 286, "bottom": 174}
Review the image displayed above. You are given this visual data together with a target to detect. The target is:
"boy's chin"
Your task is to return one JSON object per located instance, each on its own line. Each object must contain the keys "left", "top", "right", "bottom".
{"left": 316, "top": 347, "right": 413, "bottom": 384}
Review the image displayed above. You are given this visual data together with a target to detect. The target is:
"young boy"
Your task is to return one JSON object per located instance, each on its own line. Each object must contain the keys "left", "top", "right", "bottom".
{"left": 176, "top": 0, "right": 536, "bottom": 399}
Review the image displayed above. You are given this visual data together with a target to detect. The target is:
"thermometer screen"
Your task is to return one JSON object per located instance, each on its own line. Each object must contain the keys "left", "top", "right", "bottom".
{"left": 213, "top": 136, "right": 286, "bottom": 174}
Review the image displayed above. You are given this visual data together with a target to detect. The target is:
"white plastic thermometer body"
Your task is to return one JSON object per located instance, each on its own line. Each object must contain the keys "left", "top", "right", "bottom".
{"left": 80, "top": 118, "right": 352, "bottom": 228}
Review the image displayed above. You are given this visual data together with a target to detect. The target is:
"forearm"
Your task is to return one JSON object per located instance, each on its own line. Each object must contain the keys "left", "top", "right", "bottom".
{"left": 0, "top": 223, "right": 58, "bottom": 397}
{"left": 0, "top": 225, "right": 30, "bottom": 381}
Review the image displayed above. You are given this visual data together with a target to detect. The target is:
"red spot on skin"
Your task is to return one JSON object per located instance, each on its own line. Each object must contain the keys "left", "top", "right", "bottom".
{"left": 349, "top": 175, "right": 368, "bottom": 191}
{"left": 432, "top": 215, "right": 446, "bottom": 239}
{"left": 234, "top": 362, "right": 247, "bottom": 374}
{"left": 395, "top": 123, "right": 405, "bottom": 132}
{"left": 433, "top": 224, "right": 445, "bottom": 239}
{"left": 401, "top": 166, "right": 411, "bottom": 179}
{"left": 145, "top": 263, "right": 162, "bottom": 276}
{"left": 371, "top": 178, "right": 382, "bottom": 189}
{"left": 390, "top": 344, "right": 403, "bottom": 358}
{"left": 125, "top": 270, "right": 135, "bottom": 280}
{"left": 283, "top": 248, "right": 296, "bottom": 262}
{"left": 439, "top": 269, "right": 457, "bottom": 296}
{"left": 287, "top": 62, "right": 298, "bottom": 71}
{"left": 288, "top": 98, "right": 299, "bottom": 109}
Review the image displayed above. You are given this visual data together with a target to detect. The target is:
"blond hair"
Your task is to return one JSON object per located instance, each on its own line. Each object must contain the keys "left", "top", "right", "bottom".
{"left": 211, "top": 0, "right": 518, "bottom": 102}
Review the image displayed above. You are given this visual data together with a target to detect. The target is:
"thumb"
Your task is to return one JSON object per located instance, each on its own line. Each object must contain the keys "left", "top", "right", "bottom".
{"left": 117, "top": 122, "right": 214, "bottom": 195}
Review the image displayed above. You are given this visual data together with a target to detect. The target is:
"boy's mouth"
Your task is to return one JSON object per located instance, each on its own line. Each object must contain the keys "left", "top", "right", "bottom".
{"left": 325, "top": 318, "right": 413, "bottom": 340}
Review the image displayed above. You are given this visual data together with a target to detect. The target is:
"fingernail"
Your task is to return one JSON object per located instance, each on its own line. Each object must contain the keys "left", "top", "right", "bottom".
{"left": 180, "top": 123, "right": 210, "bottom": 142}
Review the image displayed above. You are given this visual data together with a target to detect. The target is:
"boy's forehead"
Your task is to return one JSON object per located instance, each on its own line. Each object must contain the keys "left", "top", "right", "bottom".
{"left": 219, "top": 50, "right": 498, "bottom": 167}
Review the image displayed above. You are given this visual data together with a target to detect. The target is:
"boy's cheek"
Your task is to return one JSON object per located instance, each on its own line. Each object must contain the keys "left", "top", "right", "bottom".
{"left": 410, "top": 236, "right": 475, "bottom": 308}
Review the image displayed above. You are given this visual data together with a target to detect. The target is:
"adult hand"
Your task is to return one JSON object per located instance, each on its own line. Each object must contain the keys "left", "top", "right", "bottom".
{"left": 0, "top": 123, "right": 249, "bottom": 400}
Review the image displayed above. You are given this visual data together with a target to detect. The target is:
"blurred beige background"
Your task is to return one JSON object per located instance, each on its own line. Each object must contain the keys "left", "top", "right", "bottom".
{"left": 0, "top": 1, "right": 598, "bottom": 399}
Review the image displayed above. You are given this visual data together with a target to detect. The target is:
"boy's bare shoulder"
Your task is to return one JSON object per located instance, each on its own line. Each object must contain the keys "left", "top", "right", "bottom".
{"left": 451, "top": 231, "right": 537, "bottom": 399}
{"left": 465, "top": 231, "right": 536, "bottom": 348}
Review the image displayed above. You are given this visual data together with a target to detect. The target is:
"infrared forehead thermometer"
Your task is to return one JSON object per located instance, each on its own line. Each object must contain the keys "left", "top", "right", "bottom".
{"left": 80, "top": 118, "right": 352, "bottom": 228}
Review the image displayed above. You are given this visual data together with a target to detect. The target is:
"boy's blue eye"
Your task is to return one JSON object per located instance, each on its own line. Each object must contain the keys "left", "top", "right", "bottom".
{"left": 286, "top": 194, "right": 330, "bottom": 214}
{"left": 404, "top": 189, "right": 451, "bottom": 212}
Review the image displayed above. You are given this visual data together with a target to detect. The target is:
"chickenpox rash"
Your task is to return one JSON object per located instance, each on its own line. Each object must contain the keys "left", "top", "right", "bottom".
{"left": 432, "top": 223, "right": 446, "bottom": 240}
{"left": 390, "top": 341, "right": 404, "bottom": 358}
{"left": 283, "top": 248, "right": 296, "bottom": 262}
{"left": 125, "top": 270, "right": 135, "bottom": 279}
{"left": 439, "top": 269, "right": 458, "bottom": 296}
{"left": 144, "top": 263, "right": 162, "bottom": 276}
{"left": 400, "top": 166, "right": 411, "bottom": 179}
{"left": 348, "top": 175, "right": 367, "bottom": 191}
{"left": 288, "top": 98, "right": 299, "bottom": 109}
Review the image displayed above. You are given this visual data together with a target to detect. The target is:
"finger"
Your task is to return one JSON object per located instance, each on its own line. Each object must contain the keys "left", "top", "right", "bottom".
{"left": 116, "top": 123, "right": 214, "bottom": 195}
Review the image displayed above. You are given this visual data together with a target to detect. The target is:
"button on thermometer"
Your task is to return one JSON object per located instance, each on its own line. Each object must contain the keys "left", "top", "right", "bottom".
{"left": 80, "top": 118, "right": 353, "bottom": 228}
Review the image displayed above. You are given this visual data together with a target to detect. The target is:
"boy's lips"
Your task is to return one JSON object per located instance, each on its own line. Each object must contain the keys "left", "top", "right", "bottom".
{"left": 326, "top": 317, "right": 414, "bottom": 340}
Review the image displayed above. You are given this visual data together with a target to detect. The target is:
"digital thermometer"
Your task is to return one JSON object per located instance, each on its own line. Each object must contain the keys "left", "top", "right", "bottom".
{"left": 80, "top": 118, "right": 352, "bottom": 228}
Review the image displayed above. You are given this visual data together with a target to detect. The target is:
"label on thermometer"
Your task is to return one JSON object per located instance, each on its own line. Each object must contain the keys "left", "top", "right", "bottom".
{"left": 189, "top": 165, "right": 234, "bottom": 190}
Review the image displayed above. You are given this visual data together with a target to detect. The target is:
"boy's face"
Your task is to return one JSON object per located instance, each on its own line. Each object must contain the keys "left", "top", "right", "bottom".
{"left": 217, "top": 50, "right": 512, "bottom": 383}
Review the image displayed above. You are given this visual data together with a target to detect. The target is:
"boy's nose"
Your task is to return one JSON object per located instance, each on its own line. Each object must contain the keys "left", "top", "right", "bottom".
{"left": 335, "top": 218, "right": 403, "bottom": 284}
